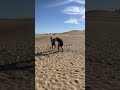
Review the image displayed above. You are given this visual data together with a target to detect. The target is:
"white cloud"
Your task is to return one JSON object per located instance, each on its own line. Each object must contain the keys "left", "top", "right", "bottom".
{"left": 64, "top": 18, "right": 80, "bottom": 24}
{"left": 45, "top": 0, "right": 85, "bottom": 8}
{"left": 45, "top": 0, "right": 71, "bottom": 8}
{"left": 69, "top": 0, "right": 85, "bottom": 4}
{"left": 62, "top": 6, "right": 85, "bottom": 22}
{"left": 82, "top": 14, "right": 85, "bottom": 19}
{"left": 62, "top": 6, "right": 85, "bottom": 15}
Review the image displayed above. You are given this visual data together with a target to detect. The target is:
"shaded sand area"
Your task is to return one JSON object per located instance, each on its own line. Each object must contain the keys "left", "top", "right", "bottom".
{"left": 35, "top": 31, "right": 85, "bottom": 90}
{"left": 0, "top": 19, "right": 35, "bottom": 90}
{"left": 86, "top": 10, "right": 120, "bottom": 90}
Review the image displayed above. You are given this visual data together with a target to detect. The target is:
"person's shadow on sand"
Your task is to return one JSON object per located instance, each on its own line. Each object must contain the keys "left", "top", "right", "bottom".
{"left": 35, "top": 50, "right": 57, "bottom": 56}
{"left": 0, "top": 60, "right": 34, "bottom": 71}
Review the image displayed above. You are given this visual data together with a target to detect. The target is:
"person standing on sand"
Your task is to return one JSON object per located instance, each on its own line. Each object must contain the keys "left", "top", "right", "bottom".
{"left": 54, "top": 37, "right": 64, "bottom": 52}
{"left": 50, "top": 37, "right": 56, "bottom": 50}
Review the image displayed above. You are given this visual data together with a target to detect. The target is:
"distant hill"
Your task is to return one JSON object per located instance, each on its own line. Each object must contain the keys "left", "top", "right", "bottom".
{"left": 86, "top": 10, "right": 120, "bottom": 41}
{"left": 38, "top": 30, "right": 85, "bottom": 35}
{"left": 62, "top": 30, "right": 84, "bottom": 35}
{"left": 0, "top": 18, "right": 34, "bottom": 40}
{"left": 86, "top": 10, "right": 120, "bottom": 22}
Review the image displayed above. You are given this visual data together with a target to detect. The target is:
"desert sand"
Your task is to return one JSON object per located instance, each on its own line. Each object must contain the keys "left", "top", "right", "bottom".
{"left": 0, "top": 19, "right": 34, "bottom": 90}
{"left": 35, "top": 31, "right": 85, "bottom": 90}
{"left": 86, "top": 10, "right": 120, "bottom": 90}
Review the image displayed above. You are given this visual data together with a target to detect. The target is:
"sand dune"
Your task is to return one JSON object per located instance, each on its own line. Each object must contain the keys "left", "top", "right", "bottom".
{"left": 86, "top": 10, "right": 120, "bottom": 89}
{"left": 0, "top": 19, "right": 34, "bottom": 40}
{"left": 0, "top": 19, "right": 34, "bottom": 90}
{"left": 35, "top": 31, "right": 85, "bottom": 90}
{"left": 62, "top": 30, "right": 85, "bottom": 35}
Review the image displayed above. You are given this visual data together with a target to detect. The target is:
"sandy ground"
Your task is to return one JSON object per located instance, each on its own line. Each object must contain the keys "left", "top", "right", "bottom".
{"left": 0, "top": 19, "right": 34, "bottom": 90}
{"left": 35, "top": 32, "right": 85, "bottom": 90}
{"left": 86, "top": 11, "right": 120, "bottom": 90}
{"left": 0, "top": 39, "right": 34, "bottom": 90}
{"left": 86, "top": 21, "right": 120, "bottom": 90}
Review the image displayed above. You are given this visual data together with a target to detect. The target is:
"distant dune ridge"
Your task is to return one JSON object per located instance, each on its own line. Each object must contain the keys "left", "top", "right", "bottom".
{"left": 0, "top": 18, "right": 34, "bottom": 40}
{"left": 38, "top": 30, "right": 85, "bottom": 35}
{"left": 86, "top": 10, "right": 120, "bottom": 40}
{"left": 62, "top": 30, "right": 85, "bottom": 35}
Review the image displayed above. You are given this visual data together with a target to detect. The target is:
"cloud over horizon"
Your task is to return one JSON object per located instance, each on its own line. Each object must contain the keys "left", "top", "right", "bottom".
{"left": 64, "top": 18, "right": 80, "bottom": 24}
{"left": 62, "top": 6, "right": 85, "bottom": 24}
{"left": 62, "top": 6, "right": 85, "bottom": 15}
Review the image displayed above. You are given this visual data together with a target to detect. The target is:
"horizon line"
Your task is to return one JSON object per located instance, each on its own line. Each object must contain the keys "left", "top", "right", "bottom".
{"left": 35, "top": 30, "right": 85, "bottom": 34}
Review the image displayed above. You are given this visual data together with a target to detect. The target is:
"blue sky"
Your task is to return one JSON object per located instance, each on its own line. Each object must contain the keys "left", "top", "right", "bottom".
{"left": 35, "top": 0, "right": 85, "bottom": 34}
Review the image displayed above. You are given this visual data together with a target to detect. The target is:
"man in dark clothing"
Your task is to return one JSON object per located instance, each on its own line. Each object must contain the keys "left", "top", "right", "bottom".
{"left": 54, "top": 37, "right": 64, "bottom": 52}
{"left": 50, "top": 37, "right": 56, "bottom": 50}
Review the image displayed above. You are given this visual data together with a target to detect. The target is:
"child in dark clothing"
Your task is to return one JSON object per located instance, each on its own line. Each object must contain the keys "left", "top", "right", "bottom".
{"left": 50, "top": 37, "right": 56, "bottom": 50}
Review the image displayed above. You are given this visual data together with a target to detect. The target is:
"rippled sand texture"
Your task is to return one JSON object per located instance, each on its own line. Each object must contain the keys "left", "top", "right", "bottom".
{"left": 35, "top": 31, "right": 85, "bottom": 90}
{"left": 86, "top": 11, "right": 120, "bottom": 90}
{"left": 0, "top": 19, "right": 34, "bottom": 90}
